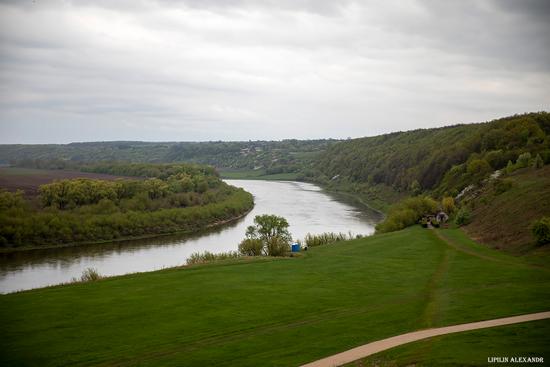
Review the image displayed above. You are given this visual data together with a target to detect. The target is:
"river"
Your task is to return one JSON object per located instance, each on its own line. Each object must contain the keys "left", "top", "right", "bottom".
{"left": 0, "top": 180, "right": 382, "bottom": 293}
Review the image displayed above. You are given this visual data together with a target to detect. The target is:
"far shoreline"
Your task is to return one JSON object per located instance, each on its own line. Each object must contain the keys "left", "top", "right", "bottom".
{"left": 0, "top": 208, "right": 253, "bottom": 254}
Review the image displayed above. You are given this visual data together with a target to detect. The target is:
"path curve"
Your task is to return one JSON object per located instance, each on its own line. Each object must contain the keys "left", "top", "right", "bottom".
{"left": 300, "top": 311, "right": 550, "bottom": 367}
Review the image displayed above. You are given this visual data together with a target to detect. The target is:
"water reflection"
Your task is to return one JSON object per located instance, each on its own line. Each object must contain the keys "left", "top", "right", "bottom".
{"left": 0, "top": 180, "right": 382, "bottom": 293}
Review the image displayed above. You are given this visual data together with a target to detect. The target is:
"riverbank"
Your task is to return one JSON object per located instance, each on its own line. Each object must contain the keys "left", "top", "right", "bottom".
{"left": 323, "top": 189, "right": 386, "bottom": 218}
{"left": 220, "top": 169, "right": 300, "bottom": 181}
{"left": 2, "top": 227, "right": 549, "bottom": 366}
{"left": 222, "top": 172, "right": 392, "bottom": 215}
{"left": 0, "top": 207, "right": 254, "bottom": 254}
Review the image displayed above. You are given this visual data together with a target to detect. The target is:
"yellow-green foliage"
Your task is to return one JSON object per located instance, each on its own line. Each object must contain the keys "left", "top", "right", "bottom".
{"left": 441, "top": 196, "right": 456, "bottom": 214}
{"left": 304, "top": 232, "right": 352, "bottom": 247}
{"left": 376, "top": 196, "right": 438, "bottom": 233}
{"left": 79, "top": 268, "right": 102, "bottom": 282}
{"left": 0, "top": 164, "right": 254, "bottom": 247}
{"left": 532, "top": 217, "right": 550, "bottom": 245}
{"left": 265, "top": 236, "right": 290, "bottom": 257}
{"left": 186, "top": 251, "right": 240, "bottom": 265}
{"left": 238, "top": 238, "right": 263, "bottom": 256}
{"left": 243, "top": 214, "right": 292, "bottom": 256}
{"left": 533, "top": 154, "right": 544, "bottom": 169}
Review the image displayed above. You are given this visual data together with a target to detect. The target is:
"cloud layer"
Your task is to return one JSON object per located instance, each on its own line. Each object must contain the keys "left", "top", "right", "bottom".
{"left": 1, "top": 0, "right": 549, "bottom": 143}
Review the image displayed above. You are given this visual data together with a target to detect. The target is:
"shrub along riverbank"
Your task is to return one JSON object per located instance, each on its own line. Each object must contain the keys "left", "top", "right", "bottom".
{"left": 0, "top": 163, "right": 254, "bottom": 248}
{"left": 1, "top": 227, "right": 549, "bottom": 366}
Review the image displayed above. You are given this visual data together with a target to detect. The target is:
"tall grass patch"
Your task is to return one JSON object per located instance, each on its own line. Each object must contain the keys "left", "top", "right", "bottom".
{"left": 186, "top": 251, "right": 240, "bottom": 265}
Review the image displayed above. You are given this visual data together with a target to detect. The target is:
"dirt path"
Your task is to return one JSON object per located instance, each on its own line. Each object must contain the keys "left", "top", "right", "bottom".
{"left": 300, "top": 311, "right": 550, "bottom": 367}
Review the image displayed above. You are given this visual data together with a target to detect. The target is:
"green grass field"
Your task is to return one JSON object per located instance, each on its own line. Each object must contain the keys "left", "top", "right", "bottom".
{"left": 1, "top": 227, "right": 549, "bottom": 366}
{"left": 348, "top": 319, "right": 550, "bottom": 366}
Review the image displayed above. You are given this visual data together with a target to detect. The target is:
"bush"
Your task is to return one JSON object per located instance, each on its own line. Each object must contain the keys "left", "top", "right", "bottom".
{"left": 467, "top": 158, "right": 492, "bottom": 183}
{"left": 493, "top": 178, "right": 513, "bottom": 195}
{"left": 441, "top": 196, "right": 456, "bottom": 214}
{"left": 455, "top": 207, "right": 471, "bottom": 226}
{"left": 265, "top": 235, "right": 290, "bottom": 257}
{"left": 505, "top": 160, "right": 515, "bottom": 174}
{"left": 304, "top": 232, "right": 351, "bottom": 247}
{"left": 238, "top": 238, "right": 263, "bottom": 256}
{"left": 532, "top": 217, "right": 550, "bottom": 245}
{"left": 533, "top": 154, "right": 544, "bottom": 169}
{"left": 186, "top": 251, "right": 240, "bottom": 265}
{"left": 80, "top": 268, "right": 102, "bottom": 282}
{"left": 376, "top": 196, "right": 438, "bottom": 233}
{"left": 516, "top": 152, "right": 532, "bottom": 168}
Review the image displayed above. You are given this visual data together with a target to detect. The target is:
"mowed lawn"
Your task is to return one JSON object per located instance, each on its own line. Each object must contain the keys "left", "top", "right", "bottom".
{"left": 349, "top": 319, "right": 550, "bottom": 366}
{"left": 1, "top": 227, "right": 550, "bottom": 366}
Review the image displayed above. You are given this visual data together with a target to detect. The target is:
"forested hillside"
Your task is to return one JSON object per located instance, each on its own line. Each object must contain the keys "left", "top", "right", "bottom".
{"left": 0, "top": 140, "right": 337, "bottom": 176}
{"left": 2, "top": 112, "right": 549, "bottom": 205}
{"left": 315, "top": 112, "right": 550, "bottom": 199}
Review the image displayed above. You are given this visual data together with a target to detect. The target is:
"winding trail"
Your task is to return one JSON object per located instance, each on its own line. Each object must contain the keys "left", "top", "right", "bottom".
{"left": 301, "top": 311, "right": 550, "bottom": 367}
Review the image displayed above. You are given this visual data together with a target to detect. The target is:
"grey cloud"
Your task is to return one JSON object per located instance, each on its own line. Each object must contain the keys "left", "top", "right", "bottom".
{"left": 0, "top": 0, "right": 549, "bottom": 143}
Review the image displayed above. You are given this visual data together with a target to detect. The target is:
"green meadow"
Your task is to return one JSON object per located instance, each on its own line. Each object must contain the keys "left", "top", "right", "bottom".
{"left": 1, "top": 227, "right": 549, "bottom": 366}
{"left": 348, "top": 319, "right": 550, "bottom": 366}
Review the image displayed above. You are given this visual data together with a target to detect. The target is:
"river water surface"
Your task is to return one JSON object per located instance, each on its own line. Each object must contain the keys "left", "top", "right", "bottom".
{"left": 0, "top": 180, "right": 382, "bottom": 293}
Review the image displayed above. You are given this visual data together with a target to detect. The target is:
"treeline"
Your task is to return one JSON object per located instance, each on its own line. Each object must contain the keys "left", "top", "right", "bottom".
{"left": 315, "top": 112, "right": 550, "bottom": 198}
{"left": 80, "top": 162, "right": 219, "bottom": 179}
{"left": 0, "top": 163, "right": 254, "bottom": 247}
{"left": 1, "top": 140, "right": 337, "bottom": 174}
{"left": 3, "top": 112, "right": 549, "bottom": 204}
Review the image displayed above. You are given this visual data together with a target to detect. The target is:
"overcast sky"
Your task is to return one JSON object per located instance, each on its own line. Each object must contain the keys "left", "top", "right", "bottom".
{"left": 0, "top": 0, "right": 549, "bottom": 143}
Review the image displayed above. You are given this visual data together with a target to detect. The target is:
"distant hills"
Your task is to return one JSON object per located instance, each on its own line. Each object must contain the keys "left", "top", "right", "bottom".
{"left": 0, "top": 139, "right": 337, "bottom": 177}
{"left": 2, "top": 112, "right": 549, "bottom": 202}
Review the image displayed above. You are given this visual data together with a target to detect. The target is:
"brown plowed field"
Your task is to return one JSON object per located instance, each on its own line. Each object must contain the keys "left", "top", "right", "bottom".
{"left": 0, "top": 167, "right": 132, "bottom": 196}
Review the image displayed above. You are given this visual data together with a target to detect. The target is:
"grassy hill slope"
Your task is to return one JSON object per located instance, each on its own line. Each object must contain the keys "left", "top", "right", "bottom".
{"left": 463, "top": 165, "right": 550, "bottom": 254}
{"left": 1, "top": 227, "right": 549, "bottom": 366}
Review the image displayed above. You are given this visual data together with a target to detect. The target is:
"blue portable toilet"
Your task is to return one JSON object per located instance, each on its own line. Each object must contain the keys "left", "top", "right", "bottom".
{"left": 291, "top": 243, "right": 300, "bottom": 252}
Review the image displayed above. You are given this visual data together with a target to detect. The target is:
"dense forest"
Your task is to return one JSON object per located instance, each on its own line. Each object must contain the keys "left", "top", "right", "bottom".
{"left": 0, "top": 140, "right": 337, "bottom": 176}
{"left": 0, "top": 163, "right": 253, "bottom": 248}
{"left": 314, "top": 112, "right": 550, "bottom": 201}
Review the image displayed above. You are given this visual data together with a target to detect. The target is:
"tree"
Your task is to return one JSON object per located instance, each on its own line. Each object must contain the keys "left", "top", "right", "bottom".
{"left": 455, "top": 207, "right": 471, "bottom": 226}
{"left": 532, "top": 217, "right": 550, "bottom": 245}
{"left": 467, "top": 159, "right": 492, "bottom": 182}
{"left": 505, "top": 160, "right": 515, "bottom": 174}
{"left": 516, "top": 152, "right": 532, "bottom": 168}
{"left": 409, "top": 180, "right": 422, "bottom": 196}
{"left": 245, "top": 214, "right": 292, "bottom": 256}
{"left": 533, "top": 154, "right": 544, "bottom": 169}
{"left": 441, "top": 197, "right": 455, "bottom": 214}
